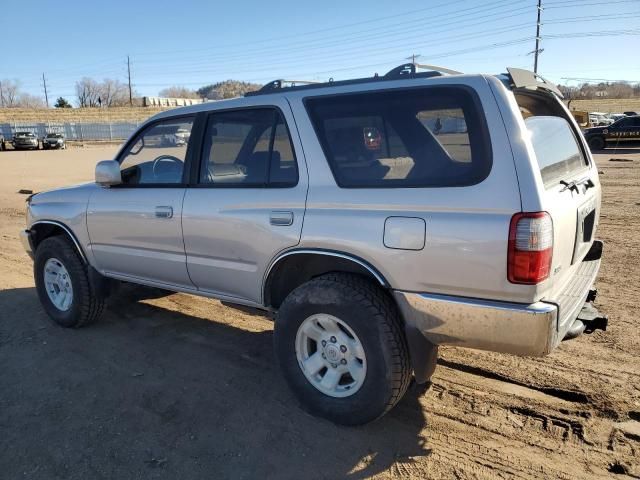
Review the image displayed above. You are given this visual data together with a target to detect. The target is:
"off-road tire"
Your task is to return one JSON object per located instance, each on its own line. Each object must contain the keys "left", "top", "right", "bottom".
{"left": 274, "top": 273, "right": 411, "bottom": 425}
{"left": 588, "top": 136, "right": 605, "bottom": 151}
{"left": 34, "top": 235, "right": 105, "bottom": 328}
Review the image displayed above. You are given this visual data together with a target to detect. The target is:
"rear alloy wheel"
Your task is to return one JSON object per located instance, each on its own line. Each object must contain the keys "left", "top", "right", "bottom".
{"left": 588, "top": 136, "right": 605, "bottom": 151}
{"left": 274, "top": 273, "right": 411, "bottom": 425}
{"left": 295, "top": 313, "right": 367, "bottom": 398}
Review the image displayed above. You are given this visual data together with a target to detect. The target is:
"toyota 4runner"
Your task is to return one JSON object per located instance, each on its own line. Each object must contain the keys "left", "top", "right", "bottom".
{"left": 20, "top": 65, "right": 608, "bottom": 425}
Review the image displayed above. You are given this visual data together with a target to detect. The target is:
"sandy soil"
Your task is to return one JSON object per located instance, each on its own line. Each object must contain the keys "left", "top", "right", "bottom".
{"left": 0, "top": 146, "right": 639, "bottom": 479}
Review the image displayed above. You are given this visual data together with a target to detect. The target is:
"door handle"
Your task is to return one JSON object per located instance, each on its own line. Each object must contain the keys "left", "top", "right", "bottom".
{"left": 270, "top": 211, "right": 294, "bottom": 226}
{"left": 155, "top": 206, "right": 173, "bottom": 219}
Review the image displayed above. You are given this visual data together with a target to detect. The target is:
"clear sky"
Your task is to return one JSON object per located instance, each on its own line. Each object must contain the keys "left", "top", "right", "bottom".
{"left": 3, "top": 0, "right": 639, "bottom": 102}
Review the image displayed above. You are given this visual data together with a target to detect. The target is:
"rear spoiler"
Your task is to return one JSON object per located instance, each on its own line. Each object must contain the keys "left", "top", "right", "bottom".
{"left": 505, "top": 68, "right": 563, "bottom": 99}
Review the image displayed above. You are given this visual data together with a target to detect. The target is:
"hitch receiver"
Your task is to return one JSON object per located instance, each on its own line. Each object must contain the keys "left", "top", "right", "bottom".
{"left": 577, "top": 302, "right": 608, "bottom": 334}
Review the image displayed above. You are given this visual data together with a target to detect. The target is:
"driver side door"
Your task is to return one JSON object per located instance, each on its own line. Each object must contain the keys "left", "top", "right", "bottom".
{"left": 86, "top": 115, "right": 196, "bottom": 288}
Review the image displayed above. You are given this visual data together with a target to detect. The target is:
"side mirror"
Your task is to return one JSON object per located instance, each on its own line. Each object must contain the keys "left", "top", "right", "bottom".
{"left": 95, "top": 160, "right": 122, "bottom": 187}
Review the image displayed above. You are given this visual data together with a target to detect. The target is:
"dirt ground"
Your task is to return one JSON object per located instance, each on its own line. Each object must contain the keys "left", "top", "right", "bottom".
{"left": 1, "top": 145, "right": 639, "bottom": 480}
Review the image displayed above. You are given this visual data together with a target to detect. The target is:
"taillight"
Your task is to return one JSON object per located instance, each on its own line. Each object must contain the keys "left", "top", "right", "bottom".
{"left": 508, "top": 212, "right": 553, "bottom": 284}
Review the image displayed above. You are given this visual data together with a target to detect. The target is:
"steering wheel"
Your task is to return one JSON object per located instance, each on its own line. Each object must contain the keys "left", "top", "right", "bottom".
{"left": 152, "top": 155, "right": 183, "bottom": 179}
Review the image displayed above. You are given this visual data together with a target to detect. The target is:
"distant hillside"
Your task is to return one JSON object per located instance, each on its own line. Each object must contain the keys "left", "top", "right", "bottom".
{"left": 197, "top": 80, "right": 262, "bottom": 99}
{"left": 0, "top": 107, "right": 170, "bottom": 124}
{"left": 2, "top": 97, "right": 640, "bottom": 125}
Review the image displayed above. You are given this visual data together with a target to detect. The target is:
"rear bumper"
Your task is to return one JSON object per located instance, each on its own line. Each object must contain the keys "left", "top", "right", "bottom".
{"left": 394, "top": 292, "right": 559, "bottom": 356}
{"left": 394, "top": 241, "right": 604, "bottom": 357}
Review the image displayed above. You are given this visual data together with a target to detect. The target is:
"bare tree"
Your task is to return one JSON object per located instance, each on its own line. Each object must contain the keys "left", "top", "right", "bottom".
{"left": 0, "top": 79, "right": 20, "bottom": 107}
{"left": 100, "top": 78, "right": 129, "bottom": 106}
{"left": 75, "top": 77, "right": 101, "bottom": 107}
{"left": 158, "top": 86, "right": 200, "bottom": 99}
{"left": 0, "top": 80, "right": 45, "bottom": 108}
{"left": 18, "top": 93, "right": 46, "bottom": 108}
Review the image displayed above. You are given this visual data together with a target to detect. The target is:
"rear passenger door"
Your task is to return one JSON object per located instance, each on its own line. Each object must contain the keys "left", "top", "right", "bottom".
{"left": 182, "top": 102, "right": 307, "bottom": 304}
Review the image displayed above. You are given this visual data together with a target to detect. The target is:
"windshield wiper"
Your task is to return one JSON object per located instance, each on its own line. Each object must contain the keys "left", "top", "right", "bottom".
{"left": 560, "top": 179, "right": 579, "bottom": 193}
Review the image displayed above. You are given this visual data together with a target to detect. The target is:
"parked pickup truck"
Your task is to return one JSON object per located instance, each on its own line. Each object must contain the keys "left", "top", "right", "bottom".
{"left": 20, "top": 65, "right": 607, "bottom": 425}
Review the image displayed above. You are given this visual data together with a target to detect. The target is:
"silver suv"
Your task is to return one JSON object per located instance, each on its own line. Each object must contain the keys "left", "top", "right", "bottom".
{"left": 20, "top": 65, "right": 607, "bottom": 425}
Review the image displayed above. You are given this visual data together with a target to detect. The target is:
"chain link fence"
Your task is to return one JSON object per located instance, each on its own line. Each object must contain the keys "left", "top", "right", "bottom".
{"left": 0, "top": 121, "right": 140, "bottom": 141}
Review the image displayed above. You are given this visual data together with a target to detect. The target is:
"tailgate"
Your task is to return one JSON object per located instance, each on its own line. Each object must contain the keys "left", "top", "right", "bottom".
{"left": 515, "top": 90, "right": 601, "bottom": 324}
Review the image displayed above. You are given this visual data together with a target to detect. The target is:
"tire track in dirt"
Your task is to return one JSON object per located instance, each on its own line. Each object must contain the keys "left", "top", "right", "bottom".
{"left": 1, "top": 148, "right": 640, "bottom": 479}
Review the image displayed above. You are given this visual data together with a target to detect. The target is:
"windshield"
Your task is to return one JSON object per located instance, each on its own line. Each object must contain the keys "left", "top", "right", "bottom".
{"left": 16, "top": 132, "right": 35, "bottom": 137}
{"left": 46, "top": 133, "right": 63, "bottom": 138}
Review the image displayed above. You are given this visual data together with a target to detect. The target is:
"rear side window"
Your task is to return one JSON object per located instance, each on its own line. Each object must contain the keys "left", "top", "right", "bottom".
{"left": 516, "top": 92, "right": 589, "bottom": 188}
{"left": 305, "top": 87, "right": 491, "bottom": 188}
{"left": 525, "top": 117, "right": 587, "bottom": 188}
{"left": 199, "top": 108, "right": 298, "bottom": 187}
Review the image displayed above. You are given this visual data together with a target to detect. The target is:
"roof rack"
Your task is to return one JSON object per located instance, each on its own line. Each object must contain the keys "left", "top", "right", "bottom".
{"left": 384, "top": 62, "right": 463, "bottom": 78}
{"left": 257, "top": 79, "right": 321, "bottom": 93}
{"left": 245, "top": 62, "right": 462, "bottom": 97}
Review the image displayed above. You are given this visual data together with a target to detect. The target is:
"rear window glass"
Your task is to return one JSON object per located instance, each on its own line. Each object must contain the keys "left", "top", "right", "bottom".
{"left": 525, "top": 116, "right": 587, "bottom": 188}
{"left": 305, "top": 87, "right": 491, "bottom": 188}
{"left": 516, "top": 92, "right": 589, "bottom": 189}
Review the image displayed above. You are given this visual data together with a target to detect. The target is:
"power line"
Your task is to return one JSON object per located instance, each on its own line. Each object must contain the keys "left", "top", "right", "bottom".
{"left": 545, "top": 29, "right": 640, "bottom": 38}
{"left": 17, "top": 2, "right": 634, "bottom": 86}
{"left": 561, "top": 77, "right": 639, "bottom": 83}
{"left": 7, "top": 3, "right": 640, "bottom": 99}
{"left": 131, "top": 24, "right": 535, "bottom": 79}
{"left": 135, "top": 0, "right": 531, "bottom": 65}
{"left": 130, "top": 0, "right": 479, "bottom": 57}
{"left": 545, "top": 0, "right": 640, "bottom": 8}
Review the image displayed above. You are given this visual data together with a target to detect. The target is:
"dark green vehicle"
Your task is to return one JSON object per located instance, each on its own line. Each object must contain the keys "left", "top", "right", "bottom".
{"left": 583, "top": 115, "right": 640, "bottom": 150}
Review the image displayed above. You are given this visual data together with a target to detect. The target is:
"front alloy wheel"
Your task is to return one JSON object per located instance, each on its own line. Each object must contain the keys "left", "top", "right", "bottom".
{"left": 43, "top": 258, "right": 74, "bottom": 311}
{"left": 34, "top": 235, "right": 105, "bottom": 328}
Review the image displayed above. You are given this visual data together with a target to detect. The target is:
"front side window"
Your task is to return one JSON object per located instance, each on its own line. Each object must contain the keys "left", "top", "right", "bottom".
{"left": 118, "top": 116, "right": 194, "bottom": 185}
{"left": 199, "top": 108, "right": 298, "bottom": 187}
{"left": 305, "top": 87, "right": 490, "bottom": 188}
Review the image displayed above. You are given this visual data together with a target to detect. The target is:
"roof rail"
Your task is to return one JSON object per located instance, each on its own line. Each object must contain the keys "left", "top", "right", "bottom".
{"left": 252, "top": 79, "right": 321, "bottom": 94}
{"left": 245, "top": 63, "right": 463, "bottom": 97}
{"left": 384, "top": 63, "right": 462, "bottom": 79}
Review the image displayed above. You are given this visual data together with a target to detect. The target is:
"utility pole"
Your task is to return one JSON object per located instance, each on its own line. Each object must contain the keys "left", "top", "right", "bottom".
{"left": 406, "top": 53, "right": 421, "bottom": 65}
{"left": 0, "top": 81, "right": 4, "bottom": 108}
{"left": 534, "top": 0, "right": 542, "bottom": 73}
{"left": 127, "top": 55, "right": 133, "bottom": 106}
{"left": 42, "top": 73, "right": 49, "bottom": 108}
